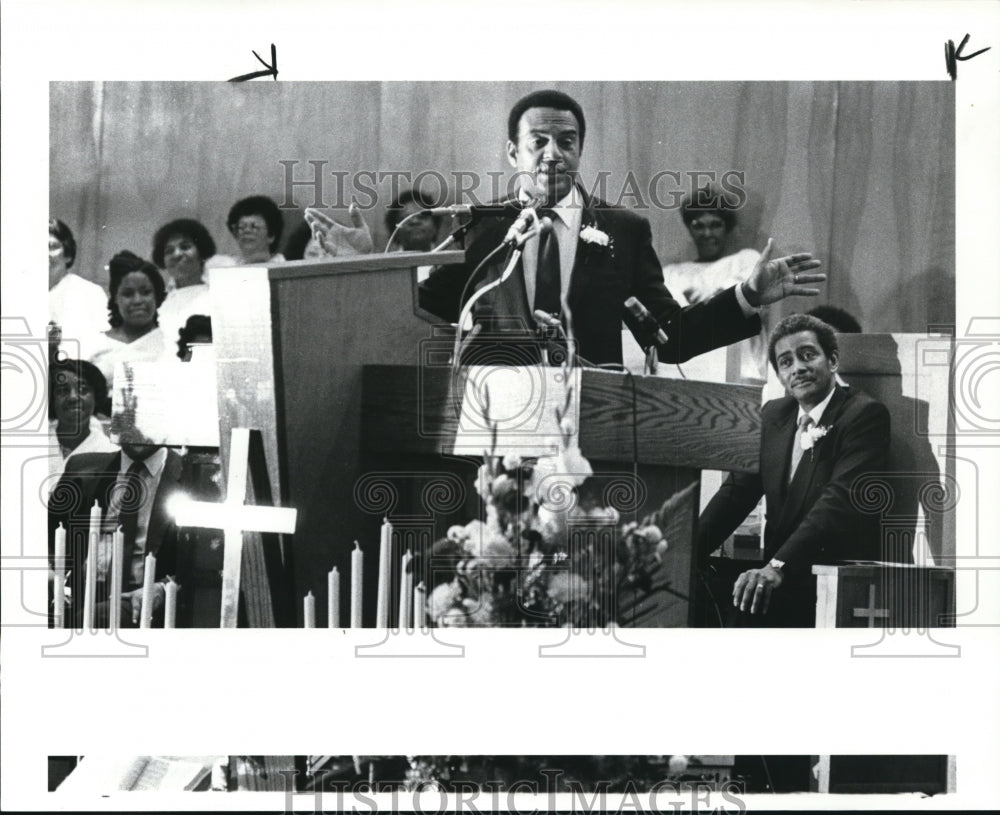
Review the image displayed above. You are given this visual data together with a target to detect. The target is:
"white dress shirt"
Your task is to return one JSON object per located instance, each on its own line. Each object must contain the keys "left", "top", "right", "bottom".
{"left": 519, "top": 187, "right": 584, "bottom": 308}
{"left": 796, "top": 382, "right": 838, "bottom": 428}
{"left": 520, "top": 186, "right": 759, "bottom": 320}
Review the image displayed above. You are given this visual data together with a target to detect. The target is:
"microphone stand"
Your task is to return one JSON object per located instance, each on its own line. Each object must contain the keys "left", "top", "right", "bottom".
{"left": 644, "top": 346, "right": 658, "bottom": 376}
{"left": 450, "top": 210, "right": 542, "bottom": 367}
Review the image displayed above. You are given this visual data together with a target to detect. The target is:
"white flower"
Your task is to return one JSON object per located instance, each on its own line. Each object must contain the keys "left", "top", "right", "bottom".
{"left": 474, "top": 463, "right": 493, "bottom": 500}
{"left": 461, "top": 520, "right": 490, "bottom": 555}
{"left": 580, "top": 225, "right": 610, "bottom": 246}
{"left": 800, "top": 423, "right": 831, "bottom": 451}
{"left": 501, "top": 453, "right": 522, "bottom": 471}
{"left": 554, "top": 446, "right": 593, "bottom": 487}
{"left": 447, "top": 524, "right": 469, "bottom": 544}
{"left": 429, "top": 581, "right": 462, "bottom": 622}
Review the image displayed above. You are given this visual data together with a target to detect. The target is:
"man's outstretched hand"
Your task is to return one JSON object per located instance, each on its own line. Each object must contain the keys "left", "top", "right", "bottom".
{"left": 305, "top": 202, "right": 374, "bottom": 257}
{"left": 742, "top": 238, "right": 826, "bottom": 306}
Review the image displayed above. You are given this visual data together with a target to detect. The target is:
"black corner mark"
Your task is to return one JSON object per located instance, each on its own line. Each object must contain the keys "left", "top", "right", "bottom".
{"left": 229, "top": 44, "right": 278, "bottom": 82}
{"left": 944, "top": 34, "right": 990, "bottom": 80}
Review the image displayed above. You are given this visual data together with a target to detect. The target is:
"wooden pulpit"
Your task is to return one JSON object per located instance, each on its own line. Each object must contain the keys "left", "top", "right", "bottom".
{"left": 208, "top": 252, "right": 761, "bottom": 626}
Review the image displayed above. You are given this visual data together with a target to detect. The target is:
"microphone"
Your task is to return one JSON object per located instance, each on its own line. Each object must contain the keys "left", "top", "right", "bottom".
{"left": 624, "top": 296, "right": 668, "bottom": 350}
{"left": 503, "top": 207, "right": 538, "bottom": 244}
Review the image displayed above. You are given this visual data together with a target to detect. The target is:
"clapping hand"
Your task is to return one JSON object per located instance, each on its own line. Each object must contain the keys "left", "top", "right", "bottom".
{"left": 304, "top": 202, "right": 374, "bottom": 257}
{"left": 742, "top": 238, "right": 826, "bottom": 306}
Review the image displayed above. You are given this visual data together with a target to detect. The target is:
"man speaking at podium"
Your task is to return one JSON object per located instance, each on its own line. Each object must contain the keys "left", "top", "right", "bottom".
{"left": 417, "top": 89, "right": 826, "bottom": 367}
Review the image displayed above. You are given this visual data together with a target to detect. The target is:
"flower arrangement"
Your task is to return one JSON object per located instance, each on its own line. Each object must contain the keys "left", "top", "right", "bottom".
{"left": 423, "top": 389, "right": 666, "bottom": 628}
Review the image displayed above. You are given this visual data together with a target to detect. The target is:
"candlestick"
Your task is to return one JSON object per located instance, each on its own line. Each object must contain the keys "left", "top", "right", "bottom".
{"left": 82, "top": 501, "right": 102, "bottom": 632}
{"left": 328, "top": 567, "right": 340, "bottom": 628}
{"left": 376, "top": 517, "right": 392, "bottom": 628}
{"left": 414, "top": 581, "right": 427, "bottom": 630}
{"left": 139, "top": 552, "right": 156, "bottom": 628}
{"left": 164, "top": 578, "right": 178, "bottom": 628}
{"left": 109, "top": 527, "right": 124, "bottom": 631}
{"left": 304, "top": 590, "right": 316, "bottom": 628}
{"left": 53, "top": 524, "right": 66, "bottom": 629}
{"left": 398, "top": 550, "right": 413, "bottom": 630}
{"left": 350, "top": 541, "right": 363, "bottom": 628}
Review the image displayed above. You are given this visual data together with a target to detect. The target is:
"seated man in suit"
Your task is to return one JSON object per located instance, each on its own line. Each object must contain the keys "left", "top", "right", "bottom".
{"left": 48, "top": 438, "right": 184, "bottom": 628}
{"left": 417, "top": 89, "right": 827, "bottom": 367}
{"left": 697, "top": 314, "right": 891, "bottom": 627}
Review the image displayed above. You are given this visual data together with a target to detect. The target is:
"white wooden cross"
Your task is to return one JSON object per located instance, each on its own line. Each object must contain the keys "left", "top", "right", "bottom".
{"left": 852, "top": 584, "right": 890, "bottom": 628}
{"left": 170, "top": 428, "right": 297, "bottom": 627}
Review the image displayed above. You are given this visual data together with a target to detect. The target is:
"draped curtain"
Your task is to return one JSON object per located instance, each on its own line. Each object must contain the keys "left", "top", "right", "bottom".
{"left": 50, "top": 80, "right": 954, "bottom": 333}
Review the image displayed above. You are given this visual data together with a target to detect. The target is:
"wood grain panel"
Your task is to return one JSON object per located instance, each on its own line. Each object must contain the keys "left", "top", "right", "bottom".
{"left": 362, "top": 364, "right": 762, "bottom": 473}
{"left": 578, "top": 370, "right": 761, "bottom": 472}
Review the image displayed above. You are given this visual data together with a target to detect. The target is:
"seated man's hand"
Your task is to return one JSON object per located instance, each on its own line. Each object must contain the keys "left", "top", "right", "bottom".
{"left": 742, "top": 238, "right": 826, "bottom": 306}
{"left": 304, "top": 203, "right": 374, "bottom": 257}
{"left": 124, "top": 583, "right": 165, "bottom": 625}
{"left": 732, "top": 564, "right": 784, "bottom": 615}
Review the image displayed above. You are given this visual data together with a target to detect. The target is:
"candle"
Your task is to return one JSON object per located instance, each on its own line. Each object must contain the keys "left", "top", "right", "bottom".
{"left": 414, "top": 581, "right": 427, "bottom": 630}
{"left": 350, "top": 541, "right": 363, "bottom": 628}
{"left": 328, "top": 567, "right": 340, "bottom": 628}
{"left": 109, "top": 527, "right": 124, "bottom": 631}
{"left": 398, "top": 550, "right": 413, "bottom": 630}
{"left": 304, "top": 590, "right": 316, "bottom": 628}
{"left": 376, "top": 517, "right": 392, "bottom": 628}
{"left": 139, "top": 552, "right": 156, "bottom": 628}
{"left": 53, "top": 524, "right": 66, "bottom": 629}
{"left": 164, "top": 578, "right": 178, "bottom": 628}
{"left": 82, "top": 501, "right": 102, "bottom": 631}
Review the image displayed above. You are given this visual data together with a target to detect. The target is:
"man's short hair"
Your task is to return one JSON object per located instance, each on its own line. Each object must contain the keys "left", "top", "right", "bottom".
{"left": 227, "top": 195, "right": 284, "bottom": 252}
{"left": 49, "top": 218, "right": 77, "bottom": 269}
{"left": 679, "top": 186, "right": 738, "bottom": 231}
{"left": 152, "top": 218, "right": 217, "bottom": 269}
{"left": 768, "top": 313, "right": 840, "bottom": 372}
{"left": 507, "top": 89, "right": 586, "bottom": 148}
{"left": 384, "top": 188, "right": 443, "bottom": 232}
{"left": 806, "top": 305, "right": 862, "bottom": 334}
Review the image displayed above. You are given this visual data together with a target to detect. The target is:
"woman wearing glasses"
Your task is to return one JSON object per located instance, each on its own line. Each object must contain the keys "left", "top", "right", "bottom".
{"left": 207, "top": 195, "right": 286, "bottom": 269}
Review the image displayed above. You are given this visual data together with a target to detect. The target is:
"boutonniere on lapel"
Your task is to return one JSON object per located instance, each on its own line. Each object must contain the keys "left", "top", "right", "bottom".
{"left": 580, "top": 224, "right": 614, "bottom": 259}
{"left": 800, "top": 424, "right": 831, "bottom": 460}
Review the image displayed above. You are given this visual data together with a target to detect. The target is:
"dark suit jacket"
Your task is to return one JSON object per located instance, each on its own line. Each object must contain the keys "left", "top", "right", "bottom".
{"left": 698, "top": 386, "right": 891, "bottom": 582}
{"left": 418, "top": 191, "right": 761, "bottom": 366}
{"left": 48, "top": 449, "right": 184, "bottom": 626}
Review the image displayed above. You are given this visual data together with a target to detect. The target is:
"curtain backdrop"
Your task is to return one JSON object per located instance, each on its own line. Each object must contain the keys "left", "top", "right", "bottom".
{"left": 50, "top": 81, "right": 954, "bottom": 332}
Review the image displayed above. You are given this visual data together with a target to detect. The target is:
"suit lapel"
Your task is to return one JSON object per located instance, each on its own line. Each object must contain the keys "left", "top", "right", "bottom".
{"left": 470, "top": 207, "right": 532, "bottom": 326}
{"left": 566, "top": 190, "right": 603, "bottom": 308}
{"left": 763, "top": 401, "right": 798, "bottom": 505}
{"left": 777, "top": 387, "right": 850, "bottom": 531}
{"left": 84, "top": 452, "right": 122, "bottom": 516}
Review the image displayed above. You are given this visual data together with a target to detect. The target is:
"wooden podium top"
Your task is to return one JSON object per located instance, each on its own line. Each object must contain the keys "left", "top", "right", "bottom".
{"left": 362, "top": 364, "right": 761, "bottom": 473}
